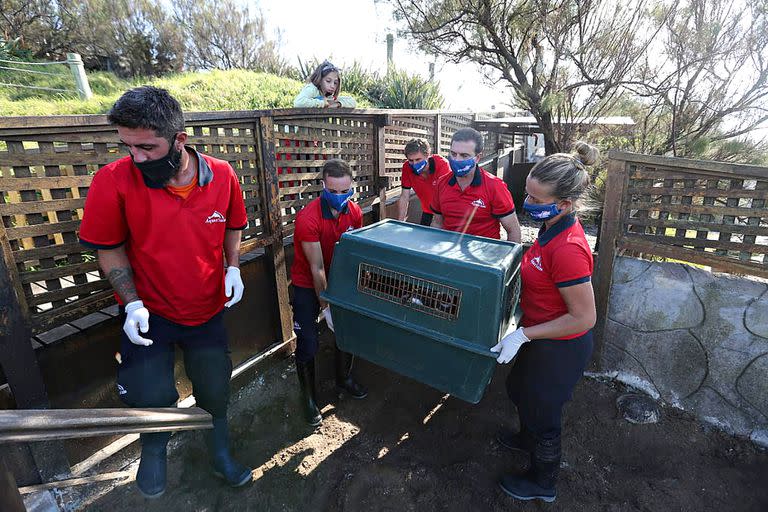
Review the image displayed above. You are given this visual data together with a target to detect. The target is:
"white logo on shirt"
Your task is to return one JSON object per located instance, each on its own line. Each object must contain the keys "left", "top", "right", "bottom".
{"left": 471, "top": 198, "right": 486, "bottom": 208}
{"left": 432, "top": 180, "right": 438, "bottom": 185}
{"left": 531, "top": 256, "right": 543, "bottom": 271}
{"left": 205, "top": 210, "right": 226, "bottom": 224}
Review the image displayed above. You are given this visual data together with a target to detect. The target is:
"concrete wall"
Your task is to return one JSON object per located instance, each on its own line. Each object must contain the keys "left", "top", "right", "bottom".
{"left": 602, "top": 256, "right": 768, "bottom": 445}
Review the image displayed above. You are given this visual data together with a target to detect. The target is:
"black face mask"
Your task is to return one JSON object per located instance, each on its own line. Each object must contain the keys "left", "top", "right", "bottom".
{"left": 132, "top": 136, "right": 183, "bottom": 188}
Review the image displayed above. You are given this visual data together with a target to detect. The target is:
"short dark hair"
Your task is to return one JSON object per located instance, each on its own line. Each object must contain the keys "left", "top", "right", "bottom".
{"left": 450, "top": 127, "right": 483, "bottom": 155}
{"left": 404, "top": 138, "right": 430, "bottom": 157}
{"left": 107, "top": 86, "right": 185, "bottom": 142}
{"left": 322, "top": 158, "right": 353, "bottom": 179}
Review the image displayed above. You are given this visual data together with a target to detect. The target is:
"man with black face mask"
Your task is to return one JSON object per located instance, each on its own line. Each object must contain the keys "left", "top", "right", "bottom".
{"left": 79, "top": 86, "right": 251, "bottom": 498}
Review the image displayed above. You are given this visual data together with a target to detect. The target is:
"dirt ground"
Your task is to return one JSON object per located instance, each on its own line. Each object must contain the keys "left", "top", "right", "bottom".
{"left": 77, "top": 333, "right": 767, "bottom": 512}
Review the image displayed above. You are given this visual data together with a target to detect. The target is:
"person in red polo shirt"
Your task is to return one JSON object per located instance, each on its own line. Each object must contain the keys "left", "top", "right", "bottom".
{"left": 290, "top": 158, "right": 367, "bottom": 426}
{"left": 430, "top": 127, "right": 521, "bottom": 242}
{"left": 490, "top": 141, "right": 599, "bottom": 503}
{"left": 396, "top": 138, "right": 451, "bottom": 225}
{"left": 79, "top": 87, "right": 251, "bottom": 498}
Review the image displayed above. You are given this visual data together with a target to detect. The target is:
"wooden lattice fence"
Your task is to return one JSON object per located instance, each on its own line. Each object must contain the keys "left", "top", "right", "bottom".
{"left": 594, "top": 150, "right": 768, "bottom": 363}
{"left": 0, "top": 109, "right": 489, "bottom": 340}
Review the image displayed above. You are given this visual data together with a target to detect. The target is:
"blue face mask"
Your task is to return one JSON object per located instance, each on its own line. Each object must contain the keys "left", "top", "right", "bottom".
{"left": 523, "top": 199, "right": 562, "bottom": 220}
{"left": 449, "top": 157, "right": 476, "bottom": 177}
{"left": 410, "top": 159, "right": 428, "bottom": 175}
{"left": 322, "top": 187, "right": 354, "bottom": 212}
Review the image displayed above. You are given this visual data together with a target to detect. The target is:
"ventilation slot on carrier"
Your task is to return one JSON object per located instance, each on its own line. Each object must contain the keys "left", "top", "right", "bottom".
{"left": 357, "top": 263, "right": 461, "bottom": 320}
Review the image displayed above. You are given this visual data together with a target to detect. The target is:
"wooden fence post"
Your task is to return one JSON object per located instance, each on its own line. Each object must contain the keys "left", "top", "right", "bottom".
{"left": 373, "top": 114, "right": 392, "bottom": 220}
{"left": 66, "top": 53, "right": 92, "bottom": 100}
{"left": 256, "top": 116, "right": 295, "bottom": 349}
{"left": 0, "top": 226, "right": 72, "bottom": 484}
{"left": 0, "top": 455, "right": 25, "bottom": 512}
{"left": 592, "top": 156, "right": 629, "bottom": 369}
{"left": 433, "top": 114, "right": 442, "bottom": 155}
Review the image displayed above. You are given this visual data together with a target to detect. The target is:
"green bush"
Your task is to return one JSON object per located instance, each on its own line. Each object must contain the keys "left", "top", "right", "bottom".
{"left": 375, "top": 69, "right": 444, "bottom": 109}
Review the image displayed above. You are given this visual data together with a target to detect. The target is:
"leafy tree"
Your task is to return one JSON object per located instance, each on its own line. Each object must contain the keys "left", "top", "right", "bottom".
{"left": 628, "top": 0, "right": 768, "bottom": 158}
{"left": 390, "top": 0, "right": 665, "bottom": 154}
{"left": 175, "top": 0, "right": 288, "bottom": 73}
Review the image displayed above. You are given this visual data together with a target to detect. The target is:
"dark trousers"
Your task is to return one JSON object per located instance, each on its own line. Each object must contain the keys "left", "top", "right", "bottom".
{"left": 420, "top": 212, "right": 434, "bottom": 226}
{"left": 117, "top": 309, "right": 232, "bottom": 419}
{"left": 505, "top": 331, "right": 593, "bottom": 438}
{"left": 291, "top": 285, "right": 321, "bottom": 363}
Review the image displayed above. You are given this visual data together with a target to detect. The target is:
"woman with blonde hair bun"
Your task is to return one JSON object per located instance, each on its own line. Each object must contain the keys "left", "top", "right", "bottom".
{"left": 490, "top": 141, "right": 599, "bottom": 503}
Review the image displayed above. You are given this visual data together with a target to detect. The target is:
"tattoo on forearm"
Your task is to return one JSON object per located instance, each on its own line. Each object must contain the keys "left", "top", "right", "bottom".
{"left": 107, "top": 267, "right": 139, "bottom": 303}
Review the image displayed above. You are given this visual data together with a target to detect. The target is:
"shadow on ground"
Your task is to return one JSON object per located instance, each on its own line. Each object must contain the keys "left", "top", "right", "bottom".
{"left": 81, "top": 331, "right": 768, "bottom": 512}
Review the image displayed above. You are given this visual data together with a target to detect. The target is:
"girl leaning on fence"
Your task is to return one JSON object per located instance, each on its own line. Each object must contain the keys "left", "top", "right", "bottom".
{"left": 293, "top": 60, "right": 357, "bottom": 109}
{"left": 490, "top": 141, "right": 599, "bottom": 503}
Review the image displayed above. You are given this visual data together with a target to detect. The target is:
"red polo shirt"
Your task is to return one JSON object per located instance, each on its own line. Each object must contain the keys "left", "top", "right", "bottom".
{"left": 291, "top": 197, "right": 363, "bottom": 289}
{"left": 429, "top": 166, "right": 515, "bottom": 239}
{"left": 401, "top": 155, "right": 451, "bottom": 213}
{"left": 79, "top": 148, "right": 248, "bottom": 326}
{"left": 520, "top": 214, "right": 593, "bottom": 340}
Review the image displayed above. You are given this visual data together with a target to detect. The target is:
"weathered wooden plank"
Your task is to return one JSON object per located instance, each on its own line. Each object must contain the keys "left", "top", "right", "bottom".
{"left": 26, "top": 280, "right": 111, "bottom": 307}
{"left": 618, "top": 236, "right": 768, "bottom": 279}
{"left": 4, "top": 220, "right": 81, "bottom": 241}
{"left": 0, "top": 175, "right": 94, "bottom": 190}
{"left": 0, "top": 407, "right": 213, "bottom": 443}
{"left": 0, "top": 151, "right": 119, "bottom": 167}
{"left": 0, "top": 198, "right": 86, "bottom": 216}
{"left": 626, "top": 201, "right": 767, "bottom": 218}
{"left": 269, "top": 132, "right": 367, "bottom": 144}
{"left": 30, "top": 289, "right": 115, "bottom": 334}
{"left": 278, "top": 179, "right": 374, "bottom": 195}
{"left": 626, "top": 185, "right": 768, "bottom": 199}
{"left": 0, "top": 455, "right": 25, "bottom": 512}
{"left": 593, "top": 158, "right": 629, "bottom": 369}
{"left": 13, "top": 241, "right": 86, "bottom": 263}
{"left": 19, "top": 261, "right": 99, "bottom": 284}
{"left": 274, "top": 146, "right": 371, "bottom": 157}
{"left": 18, "top": 470, "right": 134, "bottom": 494}
{"left": 257, "top": 116, "right": 294, "bottom": 346}
{"left": 619, "top": 233, "right": 765, "bottom": 253}
{"left": 624, "top": 216, "right": 768, "bottom": 236}
{"left": 274, "top": 119, "right": 373, "bottom": 135}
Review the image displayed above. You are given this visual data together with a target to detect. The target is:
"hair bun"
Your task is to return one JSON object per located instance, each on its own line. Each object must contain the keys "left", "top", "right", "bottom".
{"left": 573, "top": 141, "right": 599, "bottom": 166}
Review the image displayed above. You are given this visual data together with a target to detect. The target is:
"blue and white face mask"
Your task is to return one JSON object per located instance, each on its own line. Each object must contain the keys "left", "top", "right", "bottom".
{"left": 523, "top": 199, "right": 562, "bottom": 220}
{"left": 322, "top": 187, "right": 354, "bottom": 212}
{"left": 409, "top": 159, "right": 429, "bottom": 175}
{"left": 448, "top": 157, "right": 476, "bottom": 177}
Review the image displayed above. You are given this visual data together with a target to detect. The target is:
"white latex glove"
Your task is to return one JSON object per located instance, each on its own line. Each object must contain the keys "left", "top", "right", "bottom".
{"left": 123, "top": 300, "right": 152, "bottom": 346}
{"left": 490, "top": 327, "right": 530, "bottom": 364}
{"left": 224, "top": 266, "right": 244, "bottom": 308}
{"left": 322, "top": 306, "right": 335, "bottom": 332}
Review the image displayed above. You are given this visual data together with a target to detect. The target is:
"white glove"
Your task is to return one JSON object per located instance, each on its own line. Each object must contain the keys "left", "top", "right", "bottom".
{"left": 224, "top": 266, "right": 244, "bottom": 308}
{"left": 123, "top": 300, "right": 152, "bottom": 346}
{"left": 490, "top": 327, "right": 530, "bottom": 364}
{"left": 322, "top": 306, "right": 334, "bottom": 332}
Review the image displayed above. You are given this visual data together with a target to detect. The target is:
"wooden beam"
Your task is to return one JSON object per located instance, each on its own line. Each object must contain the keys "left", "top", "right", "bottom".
{"left": 592, "top": 157, "right": 629, "bottom": 369}
{"left": 0, "top": 407, "right": 212, "bottom": 443}
{"left": 0, "top": 456, "right": 25, "bottom": 512}
{"left": 373, "top": 114, "right": 388, "bottom": 220}
{"left": 18, "top": 470, "right": 133, "bottom": 494}
{"left": 256, "top": 116, "right": 294, "bottom": 349}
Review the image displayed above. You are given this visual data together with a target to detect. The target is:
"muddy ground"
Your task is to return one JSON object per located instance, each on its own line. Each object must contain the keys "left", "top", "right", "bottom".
{"left": 76, "top": 332, "right": 767, "bottom": 512}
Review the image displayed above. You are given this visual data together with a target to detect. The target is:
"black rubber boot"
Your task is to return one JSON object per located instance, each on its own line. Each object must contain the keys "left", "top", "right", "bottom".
{"left": 206, "top": 417, "right": 252, "bottom": 487}
{"left": 499, "top": 433, "right": 560, "bottom": 503}
{"left": 334, "top": 347, "right": 368, "bottom": 399}
{"left": 136, "top": 432, "right": 171, "bottom": 499}
{"left": 496, "top": 425, "right": 534, "bottom": 455}
{"left": 296, "top": 359, "right": 323, "bottom": 426}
